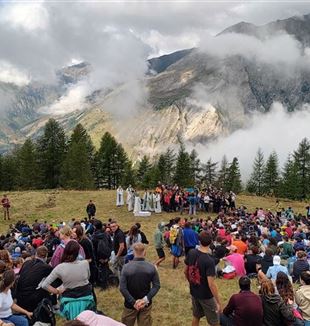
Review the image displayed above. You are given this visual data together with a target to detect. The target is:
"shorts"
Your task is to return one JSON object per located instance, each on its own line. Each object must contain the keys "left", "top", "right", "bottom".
{"left": 191, "top": 296, "right": 219, "bottom": 326}
{"left": 156, "top": 248, "right": 165, "bottom": 259}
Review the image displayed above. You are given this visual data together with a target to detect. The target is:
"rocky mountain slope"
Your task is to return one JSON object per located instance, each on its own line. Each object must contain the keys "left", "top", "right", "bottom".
{"left": 1, "top": 13, "right": 310, "bottom": 159}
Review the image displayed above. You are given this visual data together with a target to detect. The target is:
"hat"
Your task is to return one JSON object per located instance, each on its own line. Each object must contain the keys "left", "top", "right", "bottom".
{"left": 273, "top": 255, "right": 281, "bottom": 265}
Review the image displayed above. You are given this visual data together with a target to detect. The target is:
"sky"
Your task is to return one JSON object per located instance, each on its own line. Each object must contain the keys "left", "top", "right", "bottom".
{"left": 1, "top": 1, "right": 310, "bottom": 85}
{"left": 1, "top": 1, "right": 310, "bottom": 178}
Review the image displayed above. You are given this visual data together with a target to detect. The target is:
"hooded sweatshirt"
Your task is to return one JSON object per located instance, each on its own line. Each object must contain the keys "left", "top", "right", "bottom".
{"left": 261, "top": 294, "right": 294, "bottom": 326}
{"left": 295, "top": 285, "right": 310, "bottom": 321}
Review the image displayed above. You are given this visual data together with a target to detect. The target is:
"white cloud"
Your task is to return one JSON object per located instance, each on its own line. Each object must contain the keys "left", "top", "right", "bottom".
{"left": 0, "top": 61, "right": 30, "bottom": 86}
{"left": 199, "top": 33, "right": 303, "bottom": 67}
{"left": 40, "top": 81, "right": 90, "bottom": 115}
{"left": 194, "top": 103, "right": 310, "bottom": 180}
{"left": 1, "top": 2, "right": 48, "bottom": 31}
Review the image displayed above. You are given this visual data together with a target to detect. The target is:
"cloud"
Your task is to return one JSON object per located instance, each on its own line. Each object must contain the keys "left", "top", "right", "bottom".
{"left": 199, "top": 33, "right": 303, "bottom": 67}
{"left": 1, "top": 1, "right": 48, "bottom": 31}
{"left": 39, "top": 81, "right": 90, "bottom": 115}
{"left": 0, "top": 61, "right": 30, "bottom": 86}
{"left": 193, "top": 103, "right": 310, "bottom": 180}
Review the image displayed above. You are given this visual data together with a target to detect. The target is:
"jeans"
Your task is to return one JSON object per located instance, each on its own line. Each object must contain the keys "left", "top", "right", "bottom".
{"left": 1, "top": 315, "right": 29, "bottom": 326}
{"left": 304, "top": 320, "right": 310, "bottom": 326}
{"left": 220, "top": 314, "right": 233, "bottom": 326}
{"left": 189, "top": 204, "right": 196, "bottom": 215}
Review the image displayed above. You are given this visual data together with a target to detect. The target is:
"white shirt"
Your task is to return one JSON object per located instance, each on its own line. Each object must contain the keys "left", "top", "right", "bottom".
{"left": 0, "top": 289, "right": 13, "bottom": 318}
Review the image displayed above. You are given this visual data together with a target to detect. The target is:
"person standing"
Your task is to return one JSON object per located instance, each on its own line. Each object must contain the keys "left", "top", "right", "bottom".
{"left": 1, "top": 195, "right": 10, "bottom": 221}
{"left": 154, "top": 192, "right": 162, "bottom": 214}
{"left": 154, "top": 222, "right": 165, "bottom": 267}
{"left": 183, "top": 222, "right": 199, "bottom": 256}
{"left": 117, "top": 186, "right": 124, "bottom": 207}
{"left": 185, "top": 231, "right": 222, "bottom": 326}
{"left": 120, "top": 243, "right": 160, "bottom": 326}
{"left": 86, "top": 200, "right": 96, "bottom": 219}
{"left": 126, "top": 186, "right": 134, "bottom": 212}
{"left": 110, "top": 221, "right": 127, "bottom": 278}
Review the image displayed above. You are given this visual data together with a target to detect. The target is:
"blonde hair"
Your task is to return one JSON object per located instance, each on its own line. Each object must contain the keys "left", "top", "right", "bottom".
{"left": 133, "top": 243, "right": 146, "bottom": 256}
{"left": 60, "top": 225, "right": 73, "bottom": 238}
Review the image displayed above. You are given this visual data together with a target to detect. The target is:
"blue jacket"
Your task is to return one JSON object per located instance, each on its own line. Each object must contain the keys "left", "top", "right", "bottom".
{"left": 183, "top": 228, "right": 199, "bottom": 248}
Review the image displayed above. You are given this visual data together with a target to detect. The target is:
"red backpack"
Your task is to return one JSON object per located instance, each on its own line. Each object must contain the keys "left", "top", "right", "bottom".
{"left": 186, "top": 250, "right": 201, "bottom": 285}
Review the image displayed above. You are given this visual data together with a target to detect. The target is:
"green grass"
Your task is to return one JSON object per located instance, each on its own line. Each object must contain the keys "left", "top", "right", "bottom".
{"left": 1, "top": 190, "right": 308, "bottom": 325}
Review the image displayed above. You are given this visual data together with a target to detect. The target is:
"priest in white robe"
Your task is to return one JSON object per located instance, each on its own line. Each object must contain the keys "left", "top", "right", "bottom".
{"left": 154, "top": 192, "right": 162, "bottom": 213}
{"left": 126, "top": 186, "right": 133, "bottom": 211}
{"left": 116, "top": 186, "right": 124, "bottom": 207}
{"left": 133, "top": 193, "right": 142, "bottom": 215}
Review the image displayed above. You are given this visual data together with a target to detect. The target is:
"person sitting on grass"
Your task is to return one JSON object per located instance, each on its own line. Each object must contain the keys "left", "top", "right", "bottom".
{"left": 220, "top": 276, "right": 263, "bottom": 326}
{"left": 0, "top": 269, "right": 32, "bottom": 326}
{"left": 296, "top": 271, "right": 310, "bottom": 325}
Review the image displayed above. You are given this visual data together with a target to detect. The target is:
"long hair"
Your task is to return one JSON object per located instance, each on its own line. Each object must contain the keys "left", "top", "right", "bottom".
{"left": 74, "top": 225, "right": 86, "bottom": 241}
{"left": 276, "top": 271, "right": 294, "bottom": 303}
{"left": 128, "top": 225, "right": 139, "bottom": 245}
{"left": 0, "top": 269, "right": 15, "bottom": 292}
{"left": 260, "top": 279, "right": 275, "bottom": 297}
{"left": 61, "top": 241, "right": 80, "bottom": 263}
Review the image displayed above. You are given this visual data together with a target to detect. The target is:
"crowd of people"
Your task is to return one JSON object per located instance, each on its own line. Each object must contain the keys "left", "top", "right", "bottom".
{"left": 2, "top": 189, "right": 310, "bottom": 326}
{"left": 116, "top": 184, "right": 236, "bottom": 217}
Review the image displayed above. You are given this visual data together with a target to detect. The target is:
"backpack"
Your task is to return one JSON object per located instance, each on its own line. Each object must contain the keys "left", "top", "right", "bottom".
{"left": 169, "top": 226, "right": 179, "bottom": 245}
{"left": 97, "top": 236, "right": 112, "bottom": 261}
{"left": 186, "top": 250, "right": 201, "bottom": 286}
{"left": 30, "top": 298, "right": 56, "bottom": 326}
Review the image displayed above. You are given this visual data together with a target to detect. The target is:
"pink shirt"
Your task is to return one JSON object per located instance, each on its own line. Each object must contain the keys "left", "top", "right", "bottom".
{"left": 77, "top": 310, "right": 125, "bottom": 326}
{"left": 225, "top": 253, "right": 246, "bottom": 276}
{"left": 50, "top": 239, "right": 85, "bottom": 268}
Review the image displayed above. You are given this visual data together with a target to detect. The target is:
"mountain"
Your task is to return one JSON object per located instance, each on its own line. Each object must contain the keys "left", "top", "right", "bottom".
{"left": 1, "top": 13, "right": 310, "bottom": 159}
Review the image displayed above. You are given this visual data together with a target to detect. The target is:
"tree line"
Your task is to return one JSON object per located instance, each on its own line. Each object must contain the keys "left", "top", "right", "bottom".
{"left": 0, "top": 118, "right": 309, "bottom": 199}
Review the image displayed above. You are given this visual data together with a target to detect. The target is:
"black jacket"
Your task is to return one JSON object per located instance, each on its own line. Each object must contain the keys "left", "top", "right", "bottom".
{"left": 91, "top": 230, "right": 112, "bottom": 262}
{"left": 261, "top": 294, "right": 295, "bottom": 326}
{"left": 261, "top": 255, "right": 273, "bottom": 274}
{"left": 16, "top": 258, "right": 53, "bottom": 312}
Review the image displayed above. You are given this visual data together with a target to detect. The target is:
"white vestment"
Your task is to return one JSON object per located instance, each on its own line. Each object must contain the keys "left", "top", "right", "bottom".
{"left": 143, "top": 192, "right": 151, "bottom": 211}
{"left": 126, "top": 188, "right": 133, "bottom": 211}
{"left": 134, "top": 196, "right": 142, "bottom": 214}
{"left": 116, "top": 188, "right": 124, "bottom": 206}
{"left": 154, "top": 193, "right": 162, "bottom": 213}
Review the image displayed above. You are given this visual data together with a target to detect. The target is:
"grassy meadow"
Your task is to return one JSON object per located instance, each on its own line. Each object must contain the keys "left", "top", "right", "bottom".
{"left": 2, "top": 190, "right": 309, "bottom": 325}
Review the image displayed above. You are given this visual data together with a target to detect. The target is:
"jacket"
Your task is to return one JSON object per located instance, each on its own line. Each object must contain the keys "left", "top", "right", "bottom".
{"left": 16, "top": 258, "right": 53, "bottom": 312}
{"left": 60, "top": 295, "right": 95, "bottom": 320}
{"left": 261, "top": 294, "right": 295, "bottom": 326}
{"left": 295, "top": 285, "right": 310, "bottom": 321}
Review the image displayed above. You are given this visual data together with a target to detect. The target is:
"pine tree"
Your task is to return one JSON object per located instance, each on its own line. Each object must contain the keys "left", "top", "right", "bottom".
{"left": 263, "top": 151, "right": 280, "bottom": 195}
{"left": 226, "top": 157, "right": 242, "bottom": 193}
{"left": 96, "top": 132, "right": 128, "bottom": 189}
{"left": 189, "top": 149, "right": 201, "bottom": 185}
{"left": 137, "top": 156, "right": 152, "bottom": 188}
{"left": 164, "top": 148, "right": 176, "bottom": 184}
{"left": 293, "top": 138, "right": 310, "bottom": 199}
{"left": 37, "top": 119, "right": 67, "bottom": 189}
{"left": 247, "top": 148, "right": 265, "bottom": 196}
{"left": 17, "top": 139, "right": 41, "bottom": 189}
{"left": 217, "top": 155, "right": 229, "bottom": 190}
{"left": 279, "top": 155, "right": 299, "bottom": 200}
{"left": 174, "top": 145, "right": 193, "bottom": 187}
{"left": 203, "top": 158, "right": 218, "bottom": 186}
{"left": 60, "top": 125, "right": 94, "bottom": 190}
{"left": 0, "top": 153, "right": 18, "bottom": 190}
{"left": 156, "top": 154, "right": 167, "bottom": 184}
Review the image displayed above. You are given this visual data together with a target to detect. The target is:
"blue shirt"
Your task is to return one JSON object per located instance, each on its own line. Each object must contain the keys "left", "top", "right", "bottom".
{"left": 266, "top": 264, "right": 289, "bottom": 280}
{"left": 183, "top": 228, "right": 199, "bottom": 248}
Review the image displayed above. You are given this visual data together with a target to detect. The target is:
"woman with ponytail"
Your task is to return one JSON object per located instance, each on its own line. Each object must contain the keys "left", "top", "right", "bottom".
{"left": 0, "top": 269, "right": 32, "bottom": 326}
